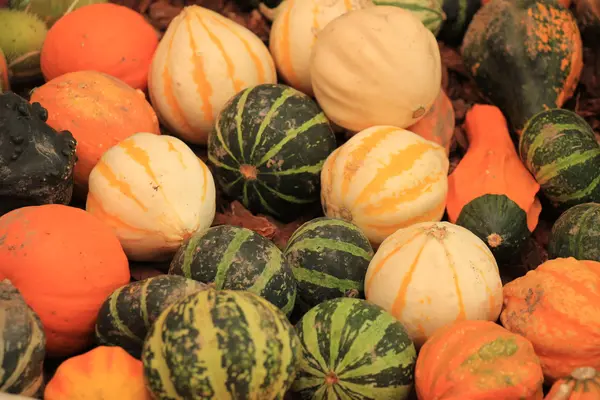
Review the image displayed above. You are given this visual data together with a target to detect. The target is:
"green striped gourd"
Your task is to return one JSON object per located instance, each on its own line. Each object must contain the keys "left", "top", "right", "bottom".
{"left": 291, "top": 298, "right": 417, "bottom": 399}
{"left": 169, "top": 225, "right": 296, "bottom": 316}
{"left": 519, "top": 109, "right": 600, "bottom": 209}
{"left": 143, "top": 289, "right": 300, "bottom": 400}
{"left": 0, "top": 280, "right": 45, "bottom": 397}
{"left": 207, "top": 83, "right": 337, "bottom": 221}
{"left": 548, "top": 203, "right": 600, "bottom": 262}
{"left": 284, "top": 217, "right": 373, "bottom": 310}
{"left": 95, "top": 275, "right": 207, "bottom": 358}
{"left": 373, "top": 0, "right": 445, "bottom": 34}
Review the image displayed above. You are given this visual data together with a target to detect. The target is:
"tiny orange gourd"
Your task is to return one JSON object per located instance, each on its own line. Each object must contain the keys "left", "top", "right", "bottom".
{"left": 545, "top": 367, "right": 600, "bottom": 400}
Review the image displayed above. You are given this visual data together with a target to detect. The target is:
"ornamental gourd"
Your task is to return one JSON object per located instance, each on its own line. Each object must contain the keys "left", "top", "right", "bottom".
{"left": 365, "top": 221, "right": 503, "bottom": 347}
{"left": 548, "top": 203, "right": 600, "bottom": 262}
{"left": 321, "top": 125, "right": 449, "bottom": 246}
{"left": 373, "top": 0, "right": 445, "bottom": 35}
{"left": 545, "top": 367, "right": 600, "bottom": 400}
{"left": 310, "top": 6, "right": 442, "bottom": 132}
{"left": 0, "top": 48, "right": 8, "bottom": 93}
{"left": 501, "top": 257, "right": 600, "bottom": 382}
{"left": 148, "top": 5, "right": 277, "bottom": 145}
{"left": 86, "top": 133, "right": 217, "bottom": 262}
{"left": 407, "top": 89, "right": 455, "bottom": 155}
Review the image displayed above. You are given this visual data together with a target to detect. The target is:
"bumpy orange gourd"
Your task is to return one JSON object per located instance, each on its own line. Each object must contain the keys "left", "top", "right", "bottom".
{"left": 29, "top": 70, "right": 160, "bottom": 193}
{"left": 40, "top": 3, "right": 158, "bottom": 90}
{"left": 0, "top": 205, "right": 130, "bottom": 357}
{"left": 447, "top": 104, "right": 541, "bottom": 231}
{"left": 501, "top": 257, "right": 600, "bottom": 382}
{"left": 44, "top": 346, "right": 152, "bottom": 400}
{"left": 415, "top": 320, "right": 544, "bottom": 400}
{"left": 407, "top": 89, "right": 455, "bottom": 155}
{"left": 545, "top": 367, "right": 600, "bottom": 400}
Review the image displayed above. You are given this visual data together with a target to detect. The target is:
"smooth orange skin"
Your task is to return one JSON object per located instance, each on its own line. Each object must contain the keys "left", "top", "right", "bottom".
{"left": 415, "top": 320, "right": 544, "bottom": 400}
{"left": 407, "top": 89, "right": 455, "bottom": 156}
{"left": 40, "top": 3, "right": 159, "bottom": 90}
{"left": 501, "top": 258, "right": 600, "bottom": 382}
{"left": 30, "top": 70, "right": 160, "bottom": 194}
{"left": 0, "top": 205, "right": 130, "bottom": 358}
{"left": 545, "top": 368, "right": 600, "bottom": 400}
{"left": 45, "top": 346, "right": 152, "bottom": 400}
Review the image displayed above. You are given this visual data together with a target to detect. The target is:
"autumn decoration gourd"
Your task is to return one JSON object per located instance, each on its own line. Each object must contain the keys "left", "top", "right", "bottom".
{"left": 0, "top": 280, "right": 45, "bottom": 398}
{"left": 373, "top": 0, "right": 445, "bottom": 34}
{"left": 29, "top": 70, "right": 160, "bottom": 193}
{"left": 407, "top": 89, "right": 455, "bottom": 155}
{"left": 310, "top": 6, "right": 442, "bottom": 132}
{"left": 10, "top": 0, "right": 108, "bottom": 27}
{"left": 0, "top": 92, "right": 77, "bottom": 217}
{"left": 519, "top": 109, "right": 600, "bottom": 209}
{"left": 461, "top": 0, "right": 583, "bottom": 131}
{"left": 208, "top": 84, "right": 336, "bottom": 220}
{"left": 415, "top": 320, "right": 544, "bottom": 400}
{"left": 321, "top": 125, "right": 449, "bottom": 246}
{"left": 545, "top": 367, "right": 600, "bottom": 400}
{"left": 87, "top": 133, "right": 216, "bottom": 262}
{"left": 365, "top": 221, "right": 503, "bottom": 347}
{"left": 0, "top": 48, "right": 9, "bottom": 93}
{"left": 501, "top": 257, "right": 600, "bottom": 381}
{"left": 0, "top": 9, "right": 47, "bottom": 79}
{"left": 548, "top": 203, "right": 600, "bottom": 262}
{"left": 447, "top": 104, "right": 541, "bottom": 261}
{"left": 0, "top": 204, "right": 130, "bottom": 357}
{"left": 44, "top": 346, "right": 152, "bottom": 400}
{"left": 149, "top": 5, "right": 277, "bottom": 145}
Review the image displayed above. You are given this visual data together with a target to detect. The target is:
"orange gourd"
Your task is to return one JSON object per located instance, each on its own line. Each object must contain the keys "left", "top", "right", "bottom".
{"left": 415, "top": 320, "right": 544, "bottom": 400}
{"left": 447, "top": 104, "right": 541, "bottom": 231}
{"left": 0, "top": 48, "right": 9, "bottom": 93}
{"left": 30, "top": 70, "right": 160, "bottom": 193}
{"left": 0, "top": 205, "right": 130, "bottom": 357}
{"left": 481, "top": 0, "right": 571, "bottom": 7}
{"left": 545, "top": 367, "right": 600, "bottom": 400}
{"left": 40, "top": 3, "right": 158, "bottom": 90}
{"left": 44, "top": 346, "right": 152, "bottom": 400}
{"left": 407, "top": 89, "right": 455, "bottom": 155}
{"left": 501, "top": 258, "right": 600, "bottom": 382}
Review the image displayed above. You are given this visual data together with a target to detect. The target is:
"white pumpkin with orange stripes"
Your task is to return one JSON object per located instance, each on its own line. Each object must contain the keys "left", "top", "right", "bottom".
{"left": 321, "top": 125, "right": 449, "bottom": 246}
{"left": 148, "top": 5, "right": 277, "bottom": 145}
{"left": 267, "top": 0, "right": 374, "bottom": 96}
{"left": 86, "top": 133, "right": 216, "bottom": 262}
{"left": 365, "top": 221, "right": 503, "bottom": 347}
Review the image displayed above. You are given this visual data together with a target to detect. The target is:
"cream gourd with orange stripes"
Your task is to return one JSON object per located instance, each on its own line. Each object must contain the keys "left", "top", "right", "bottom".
{"left": 321, "top": 125, "right": 449, "bottom": 245}
{"left": 148, "top": 5, "right": 277, "bottom": 145}
{"left": 86, "top": 133, "right": 216, "bottom": 262}
{"left": 365, "top": 221, "right": 503, "bottom": 347}
{"left": 268, "top": 0, "right": 374, "bottom": 96}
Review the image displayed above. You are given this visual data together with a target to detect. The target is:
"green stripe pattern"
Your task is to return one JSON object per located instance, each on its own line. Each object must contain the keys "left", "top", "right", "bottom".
{"left": 519, "top": 109, "right": 600, "bottom": 209}
{"left": 373, "top": 0, "right": 445, "bottom": 34}
{"left": 142, "top": 289, "right": 300, "bottom": 400}
{"left": 0, "top": 280, "right": 45, "bottom": 398}
{"left": 548, "top": 202, "right": 600, "bottom": 262}
{"left": 207, "top": 83, "right": 337, "bottom": 221}
{"left": 169, "top": 225, "right": 297, "bottom": 317}
{"left": 284, "top": 217, "right": 373, "bottom": 310}
{"left": 95, "top": 275, "right": 207, "bottom": 358}
{"left": 291, "top": 298, "right": 416, "bottom": 400}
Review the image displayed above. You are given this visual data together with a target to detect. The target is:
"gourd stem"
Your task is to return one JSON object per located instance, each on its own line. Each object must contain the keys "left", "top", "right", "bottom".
{"left": 464, "top": 104, "right": 515, "bottom": 150}
{"left": 571, "top": 366, "right": 597, "bottom": 380}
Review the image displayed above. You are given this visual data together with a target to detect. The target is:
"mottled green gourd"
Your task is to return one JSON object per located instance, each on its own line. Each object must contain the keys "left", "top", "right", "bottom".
{"left": 0, "top": 9, "right": 47, "bottom": 78}
{"left": 291, "top": 298, "right": 417, "bottom": 400}
{"left": 284, "top": 217, "right": 374, "bottom": 311}
{"left": 169, "top": 225, "right": 297, "bottom": 317}
{"left": 143, "top": 289, "right": 300, "bottom": 400}
{"left": 9, "top": 0, "right": 108, "bottom": 27}
{"left": 548, "top": 203, "right": 600, "bottom": 262}
{"left": 95, "top": 275, "right": 208, "bottom": 359}
{"left": 373, "top": 0, "right": 445, "bottom": 35}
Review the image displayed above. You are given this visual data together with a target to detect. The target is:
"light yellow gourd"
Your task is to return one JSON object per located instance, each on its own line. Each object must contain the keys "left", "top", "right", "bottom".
{"left": 310, "top": 6, "right": 442, "bottom": 132}
{"left": 148, "top": 5, "right": 277, "bottom": 144}
{"left": 268, "top": 0, "right": 374, "bottom": 96}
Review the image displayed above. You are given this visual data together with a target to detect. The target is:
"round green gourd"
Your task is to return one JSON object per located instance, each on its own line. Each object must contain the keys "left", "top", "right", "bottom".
{"left": 519, "top": 109, "right": 600, "bottom": 209}
{"left": 207, "top": 83, "right": 337, "bottom": 222}
{"left": 456, "top": 194, "right": 530, "bottom": 262}
{"left": 142, "top": 289, "right": 300, "bottom": 400}
{"left": 95, "top": 275, "right": 207, "bottom": 359}
{"left": 548, "top": 203, "right": 600, "bottom": 262}
{"left": 168, "top": 225, "right": 297, "bottom": 317}
{"left": 291, "top": 297, "right": 417, "bottom": 400}
{"left": 0, "top": 9, "right": 47, "bottom": 78}
{"left": 373, "top": 0, "right": 445, "bottom": 35}
{"left": 284, "top": 217, "right": 373, "bottom": 309}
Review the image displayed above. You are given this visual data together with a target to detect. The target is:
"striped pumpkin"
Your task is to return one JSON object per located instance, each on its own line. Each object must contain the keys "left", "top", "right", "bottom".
{"left": 142, "top": 289, "right": 300, "bottom": 399}
{"left": 148, "top": 5, "right": 277, "bottom": 145}
{"left": 548, "top": 203, "right": 600, "bottom": 262}
{"left": 365, "top": 221, "right": 503, "bottom": 347}
{"left": 373, "top": 0, "right": 445, "bottom": 34}
{"left": 519, "top": 109, "right": 600, "bottom": 209}
{"left": 86, "top": 132, "right": 216, "bottom": 262}
{"left": 95, "top": 275, "right": 208, "bottom": 358}
{"left": 284, "top": 217, "right": 373, "bottom": 310}
{"left": 208, "top": 84, "right": 337, "bottom": 221}
{"left": 321, "top": 125, "right": 449, "bottom": 246}
{"left": 169, "top": 225, "right": 296, "bottom": 316}
{"left": 0, "top": 280, "right": 45, "bottom": 398}
{"left": 291, "top": 298, "right": 417, "bottom": 399}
